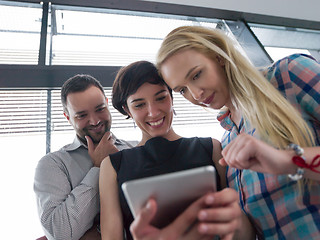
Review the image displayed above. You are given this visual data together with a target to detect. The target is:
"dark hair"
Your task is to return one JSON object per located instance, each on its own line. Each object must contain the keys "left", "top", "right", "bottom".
{"left": 112, "top": 61, "right": 172, "bottom": 118}
{"left": 61, "top": 74, "right": 105, "bottom": 113}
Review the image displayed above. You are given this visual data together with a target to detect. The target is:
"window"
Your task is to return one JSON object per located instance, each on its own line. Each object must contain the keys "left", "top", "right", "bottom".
{"left": 249, "top": 23, "right": 320, "bottom": 61}
{"left": 49, "top": 5, "right": 218, "bottom": 66}
{"left": 0, "top": 1, "right": 42, "bottom": 64}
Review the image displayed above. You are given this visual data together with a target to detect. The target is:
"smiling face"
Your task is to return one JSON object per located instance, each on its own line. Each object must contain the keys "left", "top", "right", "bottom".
{"left": 126, "top": 83, "right": 175, "bottom": 143}
{"left": 160, "top": 49, "right": 232, "bottom": 110}
{"left": 64, "top": 85, "right": 112, "bottom": 144}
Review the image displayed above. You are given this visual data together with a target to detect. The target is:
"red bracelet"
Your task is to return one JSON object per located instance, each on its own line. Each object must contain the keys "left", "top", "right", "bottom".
{"left": 287, "top": 143, "right": 320, "bottom": 180}
{"left": 293, "top": 155, "right": 320, "bottom": 174}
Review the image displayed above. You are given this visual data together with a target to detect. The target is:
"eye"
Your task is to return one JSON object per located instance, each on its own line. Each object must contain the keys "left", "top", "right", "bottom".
{"left": 156, "top": 95, "right": 166, "bottom": 101}
{"left": 134, "top": 103, "right": 145, "bottom": 108}
{"left": 179, "top": 87, "right": 187, "bottom": 95}
{"left": 76, "top": 114, "right": 87, "bottom": 120}
{"left": 192, "top": 70, "right": 202, "bottom": 81}
{"left": 96, "top": 107, "right": 106, "bottom": 112}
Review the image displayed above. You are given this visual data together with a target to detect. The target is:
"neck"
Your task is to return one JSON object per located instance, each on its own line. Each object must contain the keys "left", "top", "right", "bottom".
{"left": 228, "top": 105, "right": 241, "bottom": 128}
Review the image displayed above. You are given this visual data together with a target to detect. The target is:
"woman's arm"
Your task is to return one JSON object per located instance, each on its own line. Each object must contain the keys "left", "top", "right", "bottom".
{"left": 220, "top": 133, "right": 320, "bottom": 181}
{"left": 211, "top": 138, "right": 226, "bottom": 188}
{"left": 99, "top": 157, "right": 123, "bottom": 240}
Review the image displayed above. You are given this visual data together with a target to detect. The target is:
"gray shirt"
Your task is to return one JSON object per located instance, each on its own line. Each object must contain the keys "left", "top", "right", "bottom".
{"left": 34, "top": 134, "right": 136, "bottom": 240}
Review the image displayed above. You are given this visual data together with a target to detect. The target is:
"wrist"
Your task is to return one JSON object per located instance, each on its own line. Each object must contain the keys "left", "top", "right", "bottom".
{"left": 286, "top": 144, "right": 320, "bottom": 180}
{"left": 287, "top": 143, "right": 305, "bottom": 180}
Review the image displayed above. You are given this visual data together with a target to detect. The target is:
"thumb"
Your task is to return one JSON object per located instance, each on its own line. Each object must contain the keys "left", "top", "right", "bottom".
{"left": 141, "top": 199, "right": 157, "bottom": 223}
{"left": 85, "top": 136, "right": 95, "bottom": 154}
{"left": 219, "top": 158, "right": 228, "bottom": 166}
{"left": 130, "top": 199, "right": 158, "bottom": 237}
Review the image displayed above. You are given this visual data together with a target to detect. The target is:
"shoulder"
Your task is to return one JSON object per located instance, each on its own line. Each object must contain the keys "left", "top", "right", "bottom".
{"left": 263, "top": 54, "right": 318, "bottom": 78}
{"left": 281, "top": 54, "right": 318, "bottom": 72}
{"left": 261, "top": 54, "right": 320, "bottom": 93}
{"left": 112, "top": 144, "right": 143, "bottom": 156}
{"left": 100, "top": 156, "right": 112, "bottom": 171}
{"left": 37, "top": 142, "right": 80, "bottom": 168}
{"left": 109, "top": 145, "right": 143, "bottom": 165}
{"left": 273, "top": 53, "right": 317, "bottom": 67}
{"left": 38, "top": 148, "right": 66, "bottom": 164}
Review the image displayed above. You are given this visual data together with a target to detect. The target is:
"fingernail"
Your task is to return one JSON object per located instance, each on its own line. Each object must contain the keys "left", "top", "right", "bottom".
{"left": 199, "top": 224, "right": 208, "bottom": 233}
{"left": 146, "top": 200, "right": 152, "bottom": 210}
{"left": 205, "top": 195, "right": 214, "bottom": 204}
{"left": 198, "top": 210, "right": 207, "bottom": 220}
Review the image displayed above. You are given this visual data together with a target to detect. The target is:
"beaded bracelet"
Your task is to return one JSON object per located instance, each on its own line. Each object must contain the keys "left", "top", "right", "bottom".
{"left": 287, "top": 143, "right": 305, "bottom": 180}
{"left": 287, "top": 143, "right": 320, "bottom": 181}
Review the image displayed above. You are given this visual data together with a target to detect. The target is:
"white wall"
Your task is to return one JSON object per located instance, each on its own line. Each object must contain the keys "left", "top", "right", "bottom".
{"left": 142, "top": 0, "right": 320, "bottom": 22}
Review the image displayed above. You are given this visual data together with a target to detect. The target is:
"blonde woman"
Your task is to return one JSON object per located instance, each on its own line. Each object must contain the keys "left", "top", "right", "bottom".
{"left": 131, "top": 26, "right": 320, "bottom": 240}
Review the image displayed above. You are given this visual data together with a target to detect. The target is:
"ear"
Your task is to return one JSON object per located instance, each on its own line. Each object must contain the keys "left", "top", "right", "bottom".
{"left": 123, "top": 105, "right": 132, "bottom": 118}
{"left": 63, "top": 112, "right": 70, "bottom": 121}
{"left": 216, "top": 55, "right": 225, "bottom": 67}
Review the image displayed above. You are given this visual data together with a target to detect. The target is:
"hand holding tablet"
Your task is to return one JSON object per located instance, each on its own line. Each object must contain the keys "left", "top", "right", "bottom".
{"left": 122, "top": 165, "right": 217, "bottom": 228}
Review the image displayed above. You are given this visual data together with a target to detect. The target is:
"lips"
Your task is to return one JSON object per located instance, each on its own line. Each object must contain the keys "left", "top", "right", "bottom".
{"left": 88, "top": 122, "right": 104, "bottom": 133}
{"left": 202, "top": 93, "right": 214, "bottom": 106}
{"left": 148, "top": 117, "right": 165, "bottom": 128}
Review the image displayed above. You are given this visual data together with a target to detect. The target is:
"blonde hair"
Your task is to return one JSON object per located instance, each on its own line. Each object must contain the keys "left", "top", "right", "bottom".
{"left": 157, "top": 26, "right": 314, "bottom": 148}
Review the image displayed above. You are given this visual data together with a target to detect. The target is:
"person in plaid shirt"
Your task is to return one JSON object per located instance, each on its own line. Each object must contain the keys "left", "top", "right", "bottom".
{"left": 130, "top": 26, "right": 320, "bottom": 240}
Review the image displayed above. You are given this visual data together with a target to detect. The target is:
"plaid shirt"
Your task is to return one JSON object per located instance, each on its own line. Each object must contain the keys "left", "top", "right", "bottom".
{"left": 218, "top": 54, "right": 320, "bottom": 240}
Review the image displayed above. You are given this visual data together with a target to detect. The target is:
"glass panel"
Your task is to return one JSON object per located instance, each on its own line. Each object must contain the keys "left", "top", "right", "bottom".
{"left": 249, "top": 23, "right": 320, "bottom": 61}
{"left": 0, "top": 89, "right": 47, "bottom": 239}
{"left": 0, "top": 90, "right": 48, "bottom": 135}
{"left": 50, "top": 6, "right": 218, "bottom": 66}
{"left": 0, "top": 1, "right": 42, "bottom": 64}
{"left": 249, "top": 23, "right": 320, "bottom": 50}
{"left": 1, "top": 133, "right": 46, "bottom": 239}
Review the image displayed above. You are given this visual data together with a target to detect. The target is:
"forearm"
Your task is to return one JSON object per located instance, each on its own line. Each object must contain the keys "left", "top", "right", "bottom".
{"left": 263, "top": 145, "right": 320, "bottom": 181}
{"left": 295, "top": 147, "right": 320, "bottom": 181}
{"left": 100, "top": 218, "right": 123, "bottom": 240}
{"left": 35, "top": 164, "right": 100, "bottom": 240}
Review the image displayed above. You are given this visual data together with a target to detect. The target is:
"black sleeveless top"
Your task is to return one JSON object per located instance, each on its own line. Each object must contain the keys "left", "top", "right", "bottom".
{"left": 110, "top": 136, "right": 220, "bottom": 240}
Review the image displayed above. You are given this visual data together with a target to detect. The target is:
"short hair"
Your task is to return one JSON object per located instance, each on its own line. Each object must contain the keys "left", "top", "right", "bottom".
{"left": 61, "top": 74, "right": 105, "bottom": 113}
{"left": 112, "top": 61, "right": 172, "bottom": 118}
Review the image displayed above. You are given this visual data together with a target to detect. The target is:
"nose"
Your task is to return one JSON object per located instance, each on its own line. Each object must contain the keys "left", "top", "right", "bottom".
{"left": 147, "top": 103, "right": 160, "bottom": 117}
{"left": 88, "top": 113, "right": 100, "bottom": 126}
{"left": 188, "top": 85, "right": 203, "bottom": 101}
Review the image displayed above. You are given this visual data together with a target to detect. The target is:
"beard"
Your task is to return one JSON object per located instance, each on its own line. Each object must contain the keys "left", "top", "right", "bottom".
{"left": 80, "top": 120, "right": 111, "bottom": 144}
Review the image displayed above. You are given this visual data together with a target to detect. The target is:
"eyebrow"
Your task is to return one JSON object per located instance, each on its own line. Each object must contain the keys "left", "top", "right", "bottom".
{"left": 130, "top": 89, "right": 167, "bottom": 103}
{"left": 95, "top": 103, "right": 106, "bottom": 109}
{"left": 155, "top": 89, "right": 167, "bottom": 96}
{"left": 172, "top": 66, "right": 198, "bottom": 92}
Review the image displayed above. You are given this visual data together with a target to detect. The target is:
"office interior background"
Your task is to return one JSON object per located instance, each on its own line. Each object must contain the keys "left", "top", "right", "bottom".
{"left": 0, "top": 0, "right": 319, "bottom": 238}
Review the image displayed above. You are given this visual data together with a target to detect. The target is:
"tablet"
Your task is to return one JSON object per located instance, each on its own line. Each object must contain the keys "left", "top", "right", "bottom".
{"left": 121, "top": 165, "right": 217, "bottom": 228}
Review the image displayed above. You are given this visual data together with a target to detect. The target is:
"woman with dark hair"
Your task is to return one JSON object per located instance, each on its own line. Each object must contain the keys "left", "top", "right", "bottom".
{"left": 98, "top": 61, "right": 253, "bottom": 240}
